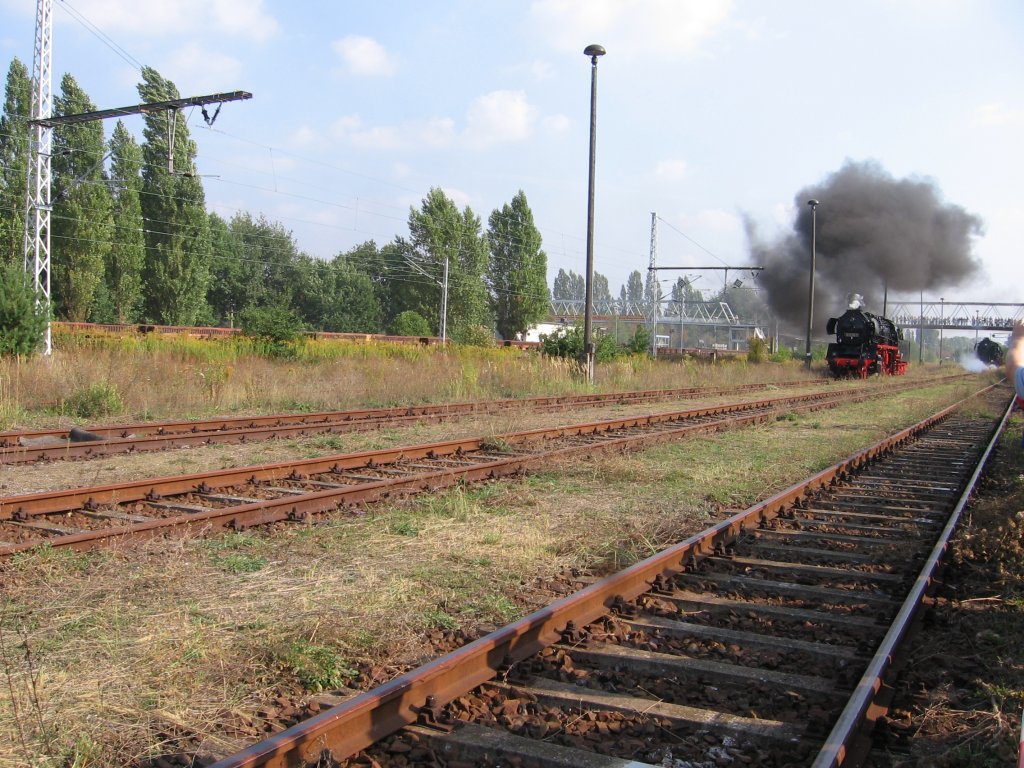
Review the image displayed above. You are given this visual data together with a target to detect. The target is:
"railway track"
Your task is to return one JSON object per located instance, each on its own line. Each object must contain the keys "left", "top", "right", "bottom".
{"left": 198, "top": 383, "right": 1010, "bottom": 768}
{"left": 0, "top": 380, "right": 826, "bottom": 464}
{"left": 0, "top": 378, "right": 944, "bottom": 558}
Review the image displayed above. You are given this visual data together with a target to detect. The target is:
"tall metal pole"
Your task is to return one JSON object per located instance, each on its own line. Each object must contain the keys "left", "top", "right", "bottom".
{"left": 582, "top": 44, "right": 605, "bottom": 384}
{"left": 26, "top": 0, "right": 53, "bottom": 355}
{"left": 440, "top": 256, "right": 449, "bottom": 344}
{"left": 649, "top": 212, "right": 658, "bottom": 357}
{"left": 918, "top": 290, "right": 924, "bottom": 364}
{"left": 939, "top": 297, "right": 944, "bottom": 364}
{"left": 804, "top": 199, "right": 819, "bottom": 370}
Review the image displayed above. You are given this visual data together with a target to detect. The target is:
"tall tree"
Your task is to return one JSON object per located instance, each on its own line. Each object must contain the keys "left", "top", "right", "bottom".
{"left": 644, "top": 267, "right": 662, "bottom": 315}
{"left": 486, "top": 190, "right": 549, "bottom": 339}
{"left": 0, "top": 58, "right": 31, "bottom": 266}
{"left": 593, "top": 271, "right": 613, "bottom": 314}
{"left": 407, "top": 188, "right": 491, "bottom": 341}
{"left": 103, "top": 120, "right": 145, "bottom": 322}
{"left": 138, "top": 66, "right": 210, "bottom": 324}
{"left": 51, "top": 74, "right": 112, "bottom": 321}
{"left": 622, "top": 270, "right": 644, "bottom": 311}
{"left": 552, "top": 268, "right": 572, "bottom": 300}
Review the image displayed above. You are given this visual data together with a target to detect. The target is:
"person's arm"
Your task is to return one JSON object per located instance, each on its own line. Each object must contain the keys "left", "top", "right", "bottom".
{"left": 1007, "top": 320, "right": 1024, "bottom": 396}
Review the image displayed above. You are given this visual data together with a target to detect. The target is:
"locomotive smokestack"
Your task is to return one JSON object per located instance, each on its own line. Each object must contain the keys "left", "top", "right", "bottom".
{"left": 747, "top": 160, "right": 983, "bottom": 331}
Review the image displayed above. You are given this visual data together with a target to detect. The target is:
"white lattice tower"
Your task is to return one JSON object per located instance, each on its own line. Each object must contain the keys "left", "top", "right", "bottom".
{"left": 25, "top": 0, "right": 53, "bottom": 354}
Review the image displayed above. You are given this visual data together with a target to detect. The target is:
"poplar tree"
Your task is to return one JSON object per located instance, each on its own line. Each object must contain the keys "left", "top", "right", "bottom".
{"left": 407, "top": 188, "right": 491, "bottom": 341}
{"left": 137, "top": 66, "right": 210, "bottom": 324}
{"left": 486, "top": 190, "right": 549, "bottom": 340}
{"left": 104, "top": 121, "right": 145, "bottom": 322}
{"left": 51, "top": 74, "right": 112, "bottom": 321}
{"left": 0, "top": 58, "right": 31, "bottom": 266}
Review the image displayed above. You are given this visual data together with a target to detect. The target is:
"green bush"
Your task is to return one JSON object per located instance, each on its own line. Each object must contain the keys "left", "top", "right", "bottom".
{"left": 625, "top": 326, "right": 652, "bottom": 355}
{"left": 389, "top": 310, "right": 432, "bottom": 337}
{"left": 747, "top": 336, "right": 769, "bottom": 363}
{"left": 454, "top": 323, "right": 495, "bottom": 347}
{"left": 539, "top": 325, "right": 623, "bottom": 362}
{"left": 0, "top": 262, "right": 48, "bottom": 357}
{"left": 539, "top": 325, "right": 583, "bottom": 358}
{"left": 65, "top": 382, "right": 124, "bottom": 418}
{"left": 239, "top": 305, "right": 305, "bottom": 343}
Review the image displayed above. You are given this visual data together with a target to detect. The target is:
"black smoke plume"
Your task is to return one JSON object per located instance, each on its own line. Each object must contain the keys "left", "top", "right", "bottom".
{"left": 747, "top": 160, "right": 983, "bottom": 330}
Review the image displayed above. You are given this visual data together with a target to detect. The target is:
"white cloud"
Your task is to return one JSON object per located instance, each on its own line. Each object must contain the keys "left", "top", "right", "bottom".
{"left": 59, "top": 0, "right": 278, "bottom": 41}
{"left": 165, "top": 43, "right": 242, "bottom": 93}
{"left": 654, "top": 159, "right": 689, "bottom": 181}
{"left": 332, "top": 35, "right": 397, "bottom": 77}
{"left": 542, "top": 114, "right": 571, "bottom": 135}
{"left": 440, "top": 187, "right": 472, "bottom": 209}
{"left": 289, "top": 125, "right": 321, "bottom": 149}
{"left": 465, "top": 90, "right": 538, "bottom": 149}
{"left": 530, "top": 0, "right": 733, "bottom": 58}
{"left": 977, "top": 102, "right": 1024, "bottom": 126}
{"left": 328, "top": 91, "right": 543, "bottom": 152}
{"left": 330, "top": 114, "right": 455, "bottom": 151}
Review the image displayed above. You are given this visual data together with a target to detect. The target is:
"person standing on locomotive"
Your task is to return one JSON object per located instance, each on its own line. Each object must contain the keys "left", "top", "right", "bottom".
{"left": 1007, "top": 320, "right": 1024, "bottom": 400}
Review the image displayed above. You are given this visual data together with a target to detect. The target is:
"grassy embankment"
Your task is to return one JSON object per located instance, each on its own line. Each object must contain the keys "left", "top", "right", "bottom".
{"left": 1, "top": 327, "right": 807, "bottom": 431}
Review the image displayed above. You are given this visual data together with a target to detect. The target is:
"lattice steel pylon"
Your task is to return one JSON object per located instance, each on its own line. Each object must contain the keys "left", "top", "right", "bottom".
{"left": 24, "top": 0, "right": 53, "bottom": 354}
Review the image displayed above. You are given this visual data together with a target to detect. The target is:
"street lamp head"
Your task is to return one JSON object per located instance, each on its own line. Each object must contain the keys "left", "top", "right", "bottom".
{"left": 584, "top": 44, "right": 606, "bottom": 61}
{"left": 807, "top": 199, "right": 819, "bottom": 209}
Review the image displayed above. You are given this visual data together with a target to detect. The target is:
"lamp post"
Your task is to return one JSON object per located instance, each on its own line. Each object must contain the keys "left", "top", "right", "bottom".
{"left": 582, "top": 43, "right": 605, "bottom": 384}
{"left": 804, "top": 199, "right": 819, "bottom": 370}
{"left": 918, "top": 289, "right": 923, "bottom": 364}
{"left": 939, "top": 297, "right": 944, "bottom": 364}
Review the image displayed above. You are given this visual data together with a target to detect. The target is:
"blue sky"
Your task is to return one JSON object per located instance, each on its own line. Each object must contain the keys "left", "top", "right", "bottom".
{"left": 1, "top": 0, "right": 1022, "bottom": 321}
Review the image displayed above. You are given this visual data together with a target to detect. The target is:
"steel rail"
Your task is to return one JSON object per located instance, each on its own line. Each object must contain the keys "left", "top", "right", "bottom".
{"left": 0, "top": 381, "right": 939, "bottom": 558}
{"left": 0, "top": 388, "right": 848, "bottom": 520}
{"left": 1, "top": 375, "right": 970, "bottom": 464}
{"left": 0, "top": 380, "right": 825, "bottom": 463}
{"left": 810, "top": 389, "right": 1014, "bottom": 767}
{"left": 207, "top": 384, "right": 1000, "bottom": 768}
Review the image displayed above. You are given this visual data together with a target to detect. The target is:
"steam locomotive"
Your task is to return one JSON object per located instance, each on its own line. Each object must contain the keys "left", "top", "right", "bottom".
{"left": 974, "top": 337, "right": 1005, "bottom": 367}
{"left": 826, "top": 304, "right": 907, "bottom": 378}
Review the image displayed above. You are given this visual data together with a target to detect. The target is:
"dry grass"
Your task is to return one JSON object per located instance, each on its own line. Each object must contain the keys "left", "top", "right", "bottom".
{"left": 0, "top": 330, "right": 840, "bottom": 432}
{"left": 0, "top": 371, "right": 993, "bottom": 766}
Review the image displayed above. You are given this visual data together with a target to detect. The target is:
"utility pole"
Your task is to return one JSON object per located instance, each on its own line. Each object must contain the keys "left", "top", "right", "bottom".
{"left": 25, "top": 0, "right": 53, "bottom": 354}
{"left": 649, "top": 212, "right": 657, "bottom": 357}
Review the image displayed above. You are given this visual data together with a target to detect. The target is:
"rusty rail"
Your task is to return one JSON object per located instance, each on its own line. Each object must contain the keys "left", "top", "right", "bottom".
{"left": 0, "top": 381, "right": 939, "bottom": 559}
{"left": 206, "top": 384, "right": 1003, "bottom": 767}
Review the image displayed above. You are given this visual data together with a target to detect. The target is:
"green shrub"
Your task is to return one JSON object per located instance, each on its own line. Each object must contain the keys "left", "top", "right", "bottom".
{"left": 747, "top": 336, "right": 769, "bottom": 363}
{"left": 389, "top": 310, "right": 432, "bottom": 337}
{"left": 454, "top": 323, "right": 495, "bottom": 347}
{"left": 0, "top": 262, "right": 48, "bottom": 357}
{"left": 239, "top": 305, "right": 305, "bottom": 344}
{"left": 539, "top": 325, "right": 624, "bottom": 362}
{"left": 277, "top": 640, "right": 357, "bottom": 691}
{"left": 65, "top": 382, "right": 124, "bottom": 418}
{"left": 624, "top": 326, "right": 651, "bottom": 355}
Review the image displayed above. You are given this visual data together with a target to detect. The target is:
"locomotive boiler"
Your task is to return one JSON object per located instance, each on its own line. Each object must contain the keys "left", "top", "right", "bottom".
{"left": 826, "top": 300, "right": 907, "bottom": 378}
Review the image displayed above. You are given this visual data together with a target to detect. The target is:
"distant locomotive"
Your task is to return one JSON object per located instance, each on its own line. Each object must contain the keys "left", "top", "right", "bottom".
{"left": 826, "top": 302, "right": 907, "bottom": 378}
{"left": 974, "top": 337, "right": 1005, "bottom": 367}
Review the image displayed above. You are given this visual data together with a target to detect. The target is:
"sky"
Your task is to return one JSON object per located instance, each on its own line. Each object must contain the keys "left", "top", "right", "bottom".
{"left": 1, "top": 0, "right": 1022, "bottom": 330}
